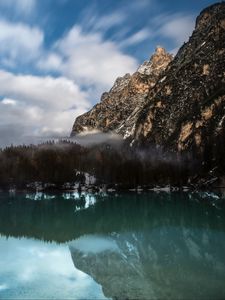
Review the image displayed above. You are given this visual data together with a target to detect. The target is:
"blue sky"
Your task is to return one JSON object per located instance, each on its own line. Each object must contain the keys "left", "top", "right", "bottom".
{"left": 0, "top": 0, "right": 219, "bottom": 146}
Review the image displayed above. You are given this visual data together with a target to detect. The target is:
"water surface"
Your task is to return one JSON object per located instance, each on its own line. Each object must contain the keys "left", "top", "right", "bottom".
{"left": 0, "top": 191, "right": 225, "bottom": 299}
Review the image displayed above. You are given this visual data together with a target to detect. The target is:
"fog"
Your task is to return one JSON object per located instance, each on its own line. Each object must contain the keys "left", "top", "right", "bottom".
{"left": 70, "top": 130, "right": 123, "bottom": 146}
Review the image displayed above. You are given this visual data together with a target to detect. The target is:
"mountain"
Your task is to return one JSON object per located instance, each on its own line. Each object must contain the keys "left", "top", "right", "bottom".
{"left": 71, "top": 2, "right": 225, "bottom": 156}
{"left": 70, "top": 228, "right": 225, "bottom": 300}
{"left": 131, "top": 2, "right": 225, "bottom": 153}
{"left": 71, "top": 47, "right": 173, "bottom": 136}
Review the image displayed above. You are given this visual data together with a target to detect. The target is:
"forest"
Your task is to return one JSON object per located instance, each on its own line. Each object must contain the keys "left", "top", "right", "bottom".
{"left": 0, "top": 134, "right": 224, "bottom": 189}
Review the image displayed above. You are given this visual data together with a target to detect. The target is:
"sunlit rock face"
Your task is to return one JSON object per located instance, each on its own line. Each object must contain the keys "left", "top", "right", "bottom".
{"left": 71, "top": 2, "right": 225, "bottom": 156}
{"left": 70, "top": 47, "right": 173, "bottom": 136}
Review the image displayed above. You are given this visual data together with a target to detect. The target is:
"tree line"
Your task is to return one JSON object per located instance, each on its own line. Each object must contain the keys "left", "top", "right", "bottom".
{"left": 0, "top": 135, "right": 224, "bottom": 189}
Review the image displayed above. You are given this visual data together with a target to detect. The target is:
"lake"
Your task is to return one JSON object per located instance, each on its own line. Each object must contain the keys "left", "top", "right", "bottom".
{"left": 0, "top": 190, "right": 225, "bottom": 299}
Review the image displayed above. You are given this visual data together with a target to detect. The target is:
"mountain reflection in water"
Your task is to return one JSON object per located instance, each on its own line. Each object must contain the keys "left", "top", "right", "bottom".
{"left": 0, "top": 191, "right": 225, "bottom": 299}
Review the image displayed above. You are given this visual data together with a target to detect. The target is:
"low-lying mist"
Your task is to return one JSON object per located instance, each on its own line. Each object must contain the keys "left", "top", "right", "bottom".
{"left": 70, "top": 130, "right": 123, "bottom": 146}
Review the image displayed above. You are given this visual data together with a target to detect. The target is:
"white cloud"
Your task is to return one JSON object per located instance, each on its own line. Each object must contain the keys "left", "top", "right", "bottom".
{"left": 0, "top": 70, "right": 89, "bottom": 110}
{"left": 0, "top": 0, "right": 36, "bottom": 15}
{"left": 158, "top": 14, "right": 195, "bottom": 45}
{"left": 44, "top": 26, "right": 138, "bottom": 91}
{"left": 93, "top": 12, "right": 126, "bottom": 31}
{"left": 1, "top": 98, "right": 17, "bottom": 106}
{"left": 37, "top": 53, "right": 63, "bottom": 72}
{"left": 82, "top": 11, "right": 126, "bottom": 33}
{"left": 0, "top": 20, "right": 43, "bottom": 67}
{"left": 119, "top": 28, "right": 152, "bottom": 48}
{"left": 0, "top": 70, "right": 91, "bottom": 146}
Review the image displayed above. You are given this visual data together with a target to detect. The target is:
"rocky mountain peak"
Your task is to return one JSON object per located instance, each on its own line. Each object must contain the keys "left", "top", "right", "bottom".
{"left": 152, "top": 46, "right": 170, "bottom": 62}
{"left": 155, "top": 45, "right": 166, "bottom": 54}
{"left": 137, "top": 46, "right": 173, "bottom": 76}
{"left": 71, "top": 47, "right": 172, "bottom": 136}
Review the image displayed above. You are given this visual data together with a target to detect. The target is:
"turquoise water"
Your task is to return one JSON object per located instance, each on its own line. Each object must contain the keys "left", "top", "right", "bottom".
{"left": 0, "top": 191, "right": 225, "bottom": 299}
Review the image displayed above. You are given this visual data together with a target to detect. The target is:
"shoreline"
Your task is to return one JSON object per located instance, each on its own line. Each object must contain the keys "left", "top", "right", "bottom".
{"left": 1, "top": 182, "right": 225, "bottom": 195}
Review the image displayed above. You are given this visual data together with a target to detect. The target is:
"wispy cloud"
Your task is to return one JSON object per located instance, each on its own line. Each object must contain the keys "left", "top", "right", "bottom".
{"left": 155, "top": 13, "right": 195, "bottom": 46}
{"left": 0, "top": 20, "right": 43, "bottom": 68}
{"left": 80, "top": 10, "right": 127, "bottom": 33}
{"left": 0, "top": 0, "right": 36, "bottom": 15}
{"left": 119, "top": 28, "right": 153, "bottom": 48}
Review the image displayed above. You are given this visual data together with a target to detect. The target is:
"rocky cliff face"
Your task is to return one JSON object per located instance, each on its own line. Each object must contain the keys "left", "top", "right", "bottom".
{"left": 71, "top": 47, "right": 173, "bottom": 136}
{"left": 71, "top": 2, "right": 225, "bottom": 157}
{"left": 131, "top": 2, "right": 225, "bottom": 154}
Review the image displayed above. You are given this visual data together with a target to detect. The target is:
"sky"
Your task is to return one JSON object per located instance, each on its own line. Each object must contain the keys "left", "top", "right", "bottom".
{"left": 0, "top": 0, "right": 219, "bottom": 146}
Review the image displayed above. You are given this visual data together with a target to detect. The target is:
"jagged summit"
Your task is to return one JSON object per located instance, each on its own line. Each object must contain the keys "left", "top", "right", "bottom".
{"left": 71, "top": 47, "right": 172, "bottom": 136}
{"left": 137, "top": 46, "right": 172, "bottom": 76}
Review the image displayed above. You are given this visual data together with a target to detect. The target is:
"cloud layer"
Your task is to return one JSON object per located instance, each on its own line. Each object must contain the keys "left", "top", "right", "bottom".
{"left": 0, "top": 70, "right": 90, "bottom": 146}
